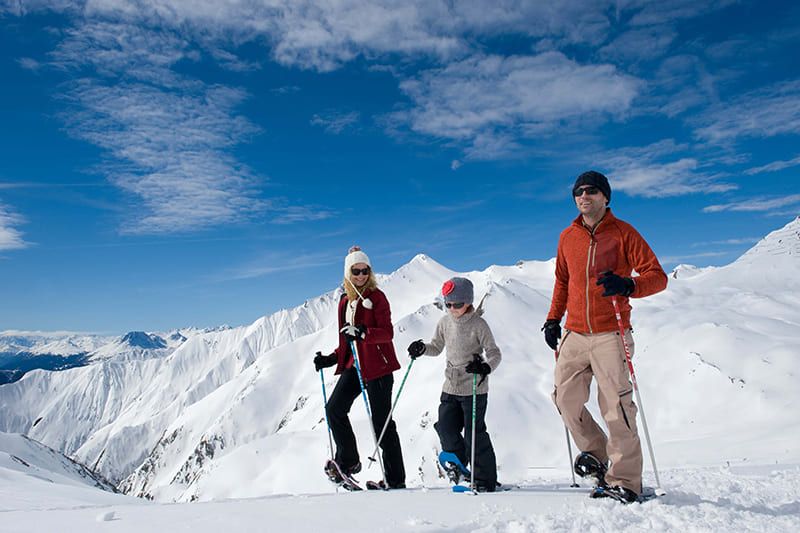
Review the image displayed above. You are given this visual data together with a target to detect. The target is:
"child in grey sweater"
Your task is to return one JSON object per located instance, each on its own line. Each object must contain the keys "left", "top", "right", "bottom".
{"left": 407, "top": 277, "right": 501, "bottom": 491}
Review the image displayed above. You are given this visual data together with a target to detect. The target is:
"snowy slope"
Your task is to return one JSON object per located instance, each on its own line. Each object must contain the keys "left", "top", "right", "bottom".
{"left": 0, "top": 432, "right": 124, "bottom": 513}
{"left": 2, "top": 463, "right": 799, "bottom": 532}
{"left": 1, "top": 218, "right": 799, "bottom": 506}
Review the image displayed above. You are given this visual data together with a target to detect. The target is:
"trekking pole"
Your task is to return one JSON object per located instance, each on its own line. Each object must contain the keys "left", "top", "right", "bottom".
{"left": 555, "top": 349, "right": 580, "bottom": 488}
{"left": 349, "top": 339, "right": 388, "bottom": 487}
{"left": 469, "top": 371, "right": 477, "bottom": 494}
{"left": 611, "top": 297, "right": 665, "bottom": 496}
{"left": 319, "top": 364, "right": 339, "bottom": 493}
{"left": 367, "top": 359, "right": 415, "bottom": 466}
{"left": 318, "top": 365, "right": 335, "bottom": 460}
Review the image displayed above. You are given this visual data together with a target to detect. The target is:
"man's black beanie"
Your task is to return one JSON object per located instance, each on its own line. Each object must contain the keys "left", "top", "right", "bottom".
{"left": 573, "top": 170, "right": 611, "bottom": 204}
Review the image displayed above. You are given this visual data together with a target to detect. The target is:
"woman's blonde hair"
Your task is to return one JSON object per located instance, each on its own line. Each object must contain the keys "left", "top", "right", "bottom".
{"left": 344, "top": 271, "right": 377, "bottom": 302}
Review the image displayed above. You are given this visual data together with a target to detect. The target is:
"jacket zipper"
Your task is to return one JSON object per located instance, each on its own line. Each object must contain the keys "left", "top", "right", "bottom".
{"left": 584, "top": 220, "right": 604, "bottom": 334}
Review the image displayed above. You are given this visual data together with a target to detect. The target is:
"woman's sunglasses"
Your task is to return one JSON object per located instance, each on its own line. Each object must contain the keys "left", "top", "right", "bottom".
{"left": 350, "top": 267, "right": 371, "bottom": 276}
{"left": 445, "top": 302, "right": 465, "bottom": 309}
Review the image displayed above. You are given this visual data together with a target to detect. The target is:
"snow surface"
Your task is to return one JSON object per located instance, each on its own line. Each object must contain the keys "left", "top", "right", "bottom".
{"left": 1, "top": 217, "right": 799, "bottom": 531}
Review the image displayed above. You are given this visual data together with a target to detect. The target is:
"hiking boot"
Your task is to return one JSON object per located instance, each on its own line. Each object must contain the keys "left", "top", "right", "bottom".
{"left": 345, "top": 461, "right": 362, "bottom": 476}
{"left": 574, "top": 452, "right": 608, "bottom": 486}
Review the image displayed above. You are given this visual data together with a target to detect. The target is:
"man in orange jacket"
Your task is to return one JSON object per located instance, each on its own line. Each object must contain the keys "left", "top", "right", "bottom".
{"left": 543, "top": 170, "right": 667, "bottom": 503}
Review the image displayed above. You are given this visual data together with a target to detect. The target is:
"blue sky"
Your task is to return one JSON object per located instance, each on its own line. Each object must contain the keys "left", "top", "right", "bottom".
{"left": 1, "top": 0, "right": 799, "bottom": 334}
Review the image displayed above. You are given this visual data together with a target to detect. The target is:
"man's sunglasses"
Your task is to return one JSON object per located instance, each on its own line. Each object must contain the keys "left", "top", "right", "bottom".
{"left": 445, "top": 302, "right": 465, "bottom": 309}
{"left": 573, "top": 186, "right": 601, "bottom": 197}
{"left": 350, "top": 267, "right": 371, "bottom": 276}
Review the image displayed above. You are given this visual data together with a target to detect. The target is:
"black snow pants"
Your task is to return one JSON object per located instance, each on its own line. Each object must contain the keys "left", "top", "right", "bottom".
{"left": 434, "top": 392, "right": 497, "bottom": 487}
{"left": 325, "top": 367, "right": 406, "bottom": 487}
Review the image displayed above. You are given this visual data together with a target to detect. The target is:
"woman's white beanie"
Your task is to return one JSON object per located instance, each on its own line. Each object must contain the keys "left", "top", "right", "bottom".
{"left": 344, "top": 247, "right": 371, "bottom": 280}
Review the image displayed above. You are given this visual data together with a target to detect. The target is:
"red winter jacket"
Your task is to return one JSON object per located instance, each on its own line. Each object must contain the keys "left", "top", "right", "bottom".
{"left": 547, "top": 209, "right": 667, "bottom": 334}
{"left": 332, "top": 288, "right": 401, "bottom": 382}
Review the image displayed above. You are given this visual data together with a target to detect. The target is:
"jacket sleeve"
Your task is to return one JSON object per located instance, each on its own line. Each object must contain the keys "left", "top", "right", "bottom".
{"left": 364, "top": 291, "right": 394, "bottom": 344}
{"left": 546, "top": 231, "right": 569, "bottom": 322}
{"left": 478, "top": 319, "right": 502, "bottom": 372}
{"left": 624, "top": 226, "right": 668, "bottom": 298}
{"left": 424, "top": 318, "right": 446, "bottom": 357}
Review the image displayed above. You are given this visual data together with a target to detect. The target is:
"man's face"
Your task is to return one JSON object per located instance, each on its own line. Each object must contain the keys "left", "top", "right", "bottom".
{"left": 574, "top": 185, "right": 607, "bottom": 218}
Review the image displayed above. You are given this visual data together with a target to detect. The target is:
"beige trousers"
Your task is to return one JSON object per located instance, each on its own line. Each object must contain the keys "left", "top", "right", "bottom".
{"left": 552, "top": 330, "right": 642, "bottom": 494}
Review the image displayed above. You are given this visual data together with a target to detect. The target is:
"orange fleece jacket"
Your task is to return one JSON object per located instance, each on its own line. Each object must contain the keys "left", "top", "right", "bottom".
{"left": 547, "top": 209, "right": 667, "bottom": 334}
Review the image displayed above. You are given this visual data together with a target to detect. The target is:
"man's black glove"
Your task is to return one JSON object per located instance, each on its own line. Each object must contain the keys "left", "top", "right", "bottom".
{"left": 596, "top": 271, "right": 635, "bottom": 297}
{"left": 465, "top": 354, "right": 491, "bottom": 376}
{"left": 408, "top": 339, "right": 426, "bottom": 359}
{"left": 542, "top": 319, "right": 561, "bottom": 351}
{"left": 314, "top": 351, "right": 337, "bottom": 371}
{"left": 340, "top": 324, "right": 367, "bottom": 342}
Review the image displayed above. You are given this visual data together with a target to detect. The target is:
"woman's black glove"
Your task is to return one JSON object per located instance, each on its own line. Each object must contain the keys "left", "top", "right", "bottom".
{"left": 314, "top": 351, "right": 337, "bottom": 371}
{"left": 408, "top": 339, "right": 426, "bottom": 359}
{"left": 340, "top": 324, "right": 367, "bottom": 342}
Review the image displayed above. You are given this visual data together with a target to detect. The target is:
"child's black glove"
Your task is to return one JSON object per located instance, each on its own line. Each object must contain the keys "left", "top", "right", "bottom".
{"left": 465, "top": 355, "right": 491, "bottom": 376}
{"left": 408, "top": 339, "right": 426, "bottom": 359}
{"left": 541, "top": 319, "right": 561, "bottom": 351}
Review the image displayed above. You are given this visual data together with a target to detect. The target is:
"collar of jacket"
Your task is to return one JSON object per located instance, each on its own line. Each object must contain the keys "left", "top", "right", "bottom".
{"left": 450, "top": 308, "right": 482, "bottom": 324}
{"left": 571, "top": 207, "right": 617, "bottom": 233}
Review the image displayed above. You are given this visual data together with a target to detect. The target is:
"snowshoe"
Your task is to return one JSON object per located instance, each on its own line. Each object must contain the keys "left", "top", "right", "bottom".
{"left": 590, "top": 484, "right": 638, "bottom": 504}
{"left": 438, "top": 451, "right": 471, "bottom": 485}
{"left": 324, "top": 459, "right": 363, "bottom": 491}
{"left": 365, "top": 480, "right": 406, "bottom": 490}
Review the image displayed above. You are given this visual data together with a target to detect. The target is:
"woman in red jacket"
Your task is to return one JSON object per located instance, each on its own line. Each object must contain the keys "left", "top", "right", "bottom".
{"left": 314, "top": 246, "right": 406, "bottom": 489}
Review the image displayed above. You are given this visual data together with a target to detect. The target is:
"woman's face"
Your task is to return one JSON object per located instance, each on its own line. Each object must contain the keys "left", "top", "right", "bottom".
{"left": 349, "top": 262, "right": 370, "bottom": 288}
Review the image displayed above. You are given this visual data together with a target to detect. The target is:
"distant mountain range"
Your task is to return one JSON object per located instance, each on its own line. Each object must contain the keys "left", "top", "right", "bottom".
{"left": 1, "top": 217, "right": 798, "bottom": 502}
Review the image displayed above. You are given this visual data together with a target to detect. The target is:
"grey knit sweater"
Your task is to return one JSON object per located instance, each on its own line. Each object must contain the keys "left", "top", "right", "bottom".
{"left": 424, "top": 308, "right": 502, "bottom": 395}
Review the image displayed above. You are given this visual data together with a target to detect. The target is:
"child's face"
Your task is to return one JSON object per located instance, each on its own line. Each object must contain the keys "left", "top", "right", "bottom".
{"left": 447, "top": 302, "right": 469, "bottom": 318}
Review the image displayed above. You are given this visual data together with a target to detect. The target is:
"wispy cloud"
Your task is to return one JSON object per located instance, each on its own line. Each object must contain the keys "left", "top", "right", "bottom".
{"left": 48, "top": 20, "right": 266, "bottom": 234}
{"left": 0, "top": 201, "right": 29, "bottom": 251}
{"left": 271, "top": 205, "right": 335, "bottom": 225}
{"left": 660, "top": 251, "right": 730, "bottom": 265}
{"left": 209, "top": 251, "right": 339, "bottom": 282}
{"left": 694, "top": 80, "right": 800, "bottom": 143}
{"left": 310, "top": 110, "right": 360, "bottom": 135}
{"left": 392, "top": 51, "right": 642, "bottom": 159}
{"left": 703, "top": 195, "right": 800, "bottom": 213}
{"left": 598, "top": 139, "right": 736, "bottom": 197}
{"left": 430, "top": 199, "right": 486, "bottom": 213}
{"left": 691, "top": 237, "right": 760, "bottom": 247}
{"left": 744, "top": 155, "right": 800, "bottom": 175}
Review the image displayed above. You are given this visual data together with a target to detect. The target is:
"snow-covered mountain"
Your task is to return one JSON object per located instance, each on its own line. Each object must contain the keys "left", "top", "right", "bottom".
{"left": 1, "top": 218, "right": 798, "bottom": 504}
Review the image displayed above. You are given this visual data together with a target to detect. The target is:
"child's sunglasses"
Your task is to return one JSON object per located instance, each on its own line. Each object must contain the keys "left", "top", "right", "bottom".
{"left": 350, "top": 267, "right": 371, "bottom": 276}
{"left": 445, "top": 302, "right": 465, "bottom": 309}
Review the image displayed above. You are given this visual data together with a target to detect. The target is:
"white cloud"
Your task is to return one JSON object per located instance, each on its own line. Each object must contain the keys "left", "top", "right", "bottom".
{"left": 599, "top": 26, "right": 677, "bottom": 62}
{"left": 744, "top": 155, "right": 800, "bottom": 175}
{"left": 270, "top": 205, "right": 335, "bottom": 225}
{"left": 450, "top": 160, "right": 462, "bottom": 171}
{"left": 0, "top": 202, "right": 28, "bottom": 251}
{"left": 598, "top": 139, "right": 736, "bottom": 197}
{"left": 703, "top": 195, "right": 800, "bottom": 213}
{"left": 694, "top": 80, "right": 800, "bottom": 143}
{"left": 310, "top": 111, "right": 360, "bottom": 135}
{"left": 394, "top": 51, "right": 642, "bottom": 159}
{"left": 47, "top": 21, "right": 266, "bottom": 234}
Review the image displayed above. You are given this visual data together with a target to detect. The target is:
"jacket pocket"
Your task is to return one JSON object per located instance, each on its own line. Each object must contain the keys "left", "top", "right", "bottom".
{"left": 376, "top": 345, "right": 389, "bottom": 365}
